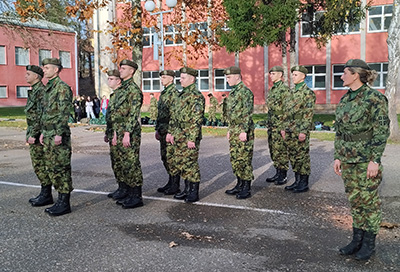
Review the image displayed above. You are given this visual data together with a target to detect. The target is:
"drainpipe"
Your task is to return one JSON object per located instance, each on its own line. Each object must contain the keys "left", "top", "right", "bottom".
{"left": 74, "top": 31, "right": 79, "bottom": 96}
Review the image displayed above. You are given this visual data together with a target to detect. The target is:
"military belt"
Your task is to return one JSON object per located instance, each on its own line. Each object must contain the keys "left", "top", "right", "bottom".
{"left": 336, "top": 130, "right": 373, "bottom": 142}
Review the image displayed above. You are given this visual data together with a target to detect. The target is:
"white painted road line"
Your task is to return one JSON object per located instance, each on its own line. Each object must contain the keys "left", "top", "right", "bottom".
{"left": 0, "top": 180, "right": 292, "bottom": 215}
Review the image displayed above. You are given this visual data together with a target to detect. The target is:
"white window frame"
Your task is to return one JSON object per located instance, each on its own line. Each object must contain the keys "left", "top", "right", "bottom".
{"left": 16, "top": 86, "right": 29, "bottom": 98}
{"left": 142, "top": 71, "right": 161, "bottom": 92}
{"left": 301, "top": 11, "right": 324, "bottom": 37}
{"left": 0, "top": 86, "right": 7, "bottom": 98}
{"left": 197, "top": 69, "right": 209, "bottom": 91}
{"left": 368, "top": 5, "right": 393, "bottom": 32}
{"left": 15, "top": 47, "right": 29, "bottom": 66}
{"left": 332, "top": 64, "right": 346, "bottom": 90}
{"left": 214, "top": 69, "right": 232, "bottom": 92}
{"left": 334, "top": 22, "right": 361, "bottom": 35}
{"left": 143, "top": 27, "right": 156, "bottom": 48}
{"left": 304, "top": 65, "right": 326, "bottom": 90}
{"left": 59, "top": 51, "right": 71, "bottom": 68}
{"left": 369, "top": 62, "right": 388, "bottom": 88}
{"left": 0, "top": 45, "right": 6, "bottom": 65}
{"left": 39, "top": 49, "right": 51, "bottom": 65}
{"left": 165, "top": 25, "right": 183, "bottom": 46}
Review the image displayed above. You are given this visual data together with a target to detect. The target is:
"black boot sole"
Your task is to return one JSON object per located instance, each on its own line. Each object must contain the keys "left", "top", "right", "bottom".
{"left": 31, "top": 199, "right": 54, "bottom": 207}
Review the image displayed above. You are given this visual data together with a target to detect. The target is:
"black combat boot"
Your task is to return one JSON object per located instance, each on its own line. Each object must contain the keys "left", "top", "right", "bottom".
{"left": 112, "top": 182, "right": 129, "bottom": 200}
{"left": 355, "top": 231, "right": 376, "bottom": 260}
{"left": 236, "top": 180, "right": 251, "bottom": 199}
{"left": 266, "top": 169, "right": 280, "bottom": 183}
{"left": 45, "top": 193, "right": 71, "bottom": 216}
{"left": 285, "top": 173, "right": 300, "bottom": 191}
{"left": 339, "top": 228, "right": 364, "bottom": 255}
{"left": 275, "top": 169, "right": 288, "bottom": 185}
{"left": 225, "top": 177, "right": 243, "bottom": 195}
{"left": 185, "top": 182, "right": 200, "bottom": 203}
{"left": 108, "top": 182, "right": 123, "bottom": 198}
{"left": 293, "top": 174, "right": 309, "bottom": 193}
{"left": 29, "top": 185, "right": 53, "bottom": 206}
{"left": 157, "top": 175, "right": 172, "bottom": 193}
{"left": 122, "top": 186, "right": 144, "bottom": 209}
{"left": 164, "top": 175, "right": 181, "bottom": 195}
{"left": 174, "top": 179, "right": 189, "bottom": 200}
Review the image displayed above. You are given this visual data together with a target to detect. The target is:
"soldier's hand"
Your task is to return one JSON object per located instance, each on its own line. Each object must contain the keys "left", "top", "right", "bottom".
{"left": 104, "top": 135, "right": 109, "bottom": 143}
{"left": 166, "top": 133, "right": 174, "bottom": 144}
{"left": 54, "top": 135, "right": 62, "bottom": 146}
{"left": 334, "top": 159, "right": 342, "bottom": 176}
{"left": 187, "top": 141, "right": 196, "bottom": 149}
{"left": 39, "top": 134, "right": 44, "bottom": 145}
{"left": 123, "top": 132, "right": 131, "bottom": 148}
{"left": 27, "top": 137, "right": 36, "bottom": 145}
{"left": 239, "top": 132, "right": 247, "bottom": 142}
{"left": 227, "top": 131, "right": 230, "bottom": 140}
{"left": 367, "top": 161, "right": 379, "bottom": 179}
{"left": 280, "top": 130, "right": 286, "bottom": 140}
{"left": 298, "top": 133, "right": 306, "bottom": 142}
{"left": 155, "top": 131, "right": 160, "bottom": 141}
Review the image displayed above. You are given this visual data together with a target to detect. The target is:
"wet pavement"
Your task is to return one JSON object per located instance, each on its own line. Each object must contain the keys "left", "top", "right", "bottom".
{"left": 0, "top": 126, "right": 399, "bottom": 272}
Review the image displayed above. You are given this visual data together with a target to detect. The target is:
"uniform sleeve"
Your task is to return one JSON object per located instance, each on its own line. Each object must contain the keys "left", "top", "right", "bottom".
{"left": 231, "top": 88, "right": 254, "bottom": 132}
{"left": 276, "top": 85, "right": 289, "bottom": 130}
{"left": 122, "top": 86, "right": 143, "bottom": 133}
{"left": 187, "top": 94, "right": 205, "bottom": 142}
{"left": 298, "top": 89, "right": 316, "bottom": 134}
{"left": 54, "top": 84, "right": 73, "bottom": 136}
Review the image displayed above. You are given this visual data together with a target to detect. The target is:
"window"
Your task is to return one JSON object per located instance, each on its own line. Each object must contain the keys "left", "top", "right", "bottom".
{"left": 335, "top": 22, "right": 361, "bottom": 35}
{"left": 332, "top": 64, "right": 345, "bottom": 89}
{"left": 39, "top": 49, "right": 51, "bottom": 65}
{"left": 143, "top": 27, "right": 156, "bottom": 48}
{"left": 15, "top": 47, "right": 29, "bottom": 66}
{"left": 142, "top": 71, "right": 161, "bottom": 92}
{"left": 214, "top": 69, "right": 232, "bottom": 91}
{"left": 16, "top": 86, "right": 29, "bottom": 98}
{"left": 165, "top": 25, "right": 182, "bottom": 45}
{"left": 369, "top": 63, "right": 388, "bottom": 88}
{"left": 120, "top": 30, "right": 134, "bottom": 47}
{"left": 197, "top": 69, "right": 209, "bottom": 91}
{"left": 188, "top": 22, "right": 208, "bottom": 43}
{"left": 368, "top": 5, "right": 393, "bottom": 32}
{"left": 0, "top": 45, "right": 5, "bottom": 65}
{"left": 301, "top": 11, "right": 324, "bottom": 36}
{"left": 304, "top": 65, "right": 326, "bottom": 89}
{"left": 0, "top": 86, "right": 7, "bottom": 98}
{"left": 59, "top": 51, "right": 71, "bottom": 68}
{"left": 173, "top": 70, "right": 182, "bottom": 90}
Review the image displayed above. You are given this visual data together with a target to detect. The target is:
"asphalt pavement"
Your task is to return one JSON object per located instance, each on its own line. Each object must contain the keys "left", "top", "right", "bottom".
{"left": 0, "top": 126, "right": 399, "bottom": 272}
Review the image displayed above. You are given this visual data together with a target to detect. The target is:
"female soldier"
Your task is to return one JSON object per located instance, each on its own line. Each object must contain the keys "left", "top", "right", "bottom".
{"left": 334, "top": 59, "right": 390, "bottom": 261}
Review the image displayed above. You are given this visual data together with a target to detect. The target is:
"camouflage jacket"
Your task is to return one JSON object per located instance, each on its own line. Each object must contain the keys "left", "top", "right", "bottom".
{"left": 105, "top": 90, "right": 117, "bottom": 140}
{"left": 169, "top": 83, "right": 205, "bottom": 143}
{"left": 282, "top": 82, "right": 316, "bottom": 134}
{"left": 226, "top": 81, "right": 254, "bottom": 134}
{"left": 25, "top": 81, "right": 45, "bottom": 141}
{"left": 334, "top": 84, "right": 390, "bottom": 164}
{"left": 150, "top": 96, "right": 158, "bottom": 120}
{"left": 266, "top": 80, "right": 289, "bottom": 129}
{"left": 111, "top": 77, "right": 143, "bottom": 136}
{"left": 41, "top": 76, "right": 73, "bottom": 137}
{"left": 221, "top": 97, "right": 228, "bottom": 116}
{"left": 209, "top": 96, "right": 218, "bottom": 110}
{"left": 156, "top": 83, "right": 178, "bottom": 135}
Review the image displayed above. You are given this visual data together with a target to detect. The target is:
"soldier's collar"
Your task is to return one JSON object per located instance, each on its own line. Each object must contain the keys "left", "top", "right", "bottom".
{"left": 348, "top": 84, "right": 366, "bottom": 100}
{"left": 273, "top": 80, "right": 282, "bottom": 87}
{"left": 122, "top": 77, "right": 133, "bottom": 85}
{"left": 47, "top": 76, "right": 59, "bottom": 85}
{"left": 231, "top": 81, "right": 243, "bottom": 89}
{"left": 183, "top": 83, "right": 196, "bottom": 90}
{"left": 31, "top": 81, "right": 42, "bottom": 88}
{"left": 294, "top": 81, "right": 305, "bottom": 91}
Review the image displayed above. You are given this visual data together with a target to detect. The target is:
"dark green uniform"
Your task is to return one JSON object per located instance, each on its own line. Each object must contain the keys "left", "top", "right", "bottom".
{"left": 25, "top": 81, "right": 50, "bottom": 186}
{"left": 41, "top": 76, "right": 73, "bottom": 194}
{"left": 335, "top": 84, "right": 389, "bottom": 234}
{"left": 226, "top": 81, "right": 254, "bottom": 181}
{"left": 208, "top": 95, "right": 218, "bottom": 124}
{"left": 150, "top": 96, "right": 158, "bottom": 121}
{"left": 220, "top": 96, "right": 228, "bottom": 124}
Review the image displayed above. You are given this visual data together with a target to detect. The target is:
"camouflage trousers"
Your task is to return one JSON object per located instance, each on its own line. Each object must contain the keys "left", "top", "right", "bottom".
{"left": 342, "top": 162, "right": 383, "bottom": 234}
{"left": 114, "top": 132, "right": 143, "bottom": 187}
{"left": 29, "top": 142, "right": 51, "bottom": 186}
{"left": 109, "top": 143, "right": 123, "bottom": 184}
{"left": 267, "top": 127, "right": 289, "bottom": 170}
{"left": 284, "top": 132, "right": 311, "bottom": 175}
{"left": 166, "top": 139, "right": 201, "bottom": 183}
{"left": 208, "top": 109, "right": 217, "bottom": 123}
{"left": 159, "top": 132, "right": 170, "bottom": 174}
{"left": 229, "top": 129, "right": 254, "bottom": 181}
{"left": 42, "top": 135, "right": 73, "bottom": 194}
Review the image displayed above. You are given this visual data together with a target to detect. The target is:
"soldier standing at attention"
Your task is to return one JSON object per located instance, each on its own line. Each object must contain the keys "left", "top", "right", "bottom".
{"left": 207, "top": 93, "right": 218, "bottom": 126}
{"left": 104, "top": 69, "right": 126, "bottom": 200}
{"left": 265, "top": 66, "right": 290, "bottom": 185}
{"left": 149, "top": 93, "right": 158, "bottom": 125}
{"left": 281, "top": 66, "right": 316, "bottom": 193}
{"left": 112, "top": 59, "right": 144, "bottom": 209}
{"left": 220, "top": 93, "right": 228, "bottom": 125}
{"left": 334, "top": 59, "right": 389, "bottom": 261}
{"left": 156, "top": 70, "right": 180, "bottom": 195}
{"left": 166, "top": 67, "right": 205, "bottom": 203}
{"left": 25, "top": 65, "right": 52, "bottom": 207}
{"left": 224, "top": 66, "right": 255, "bottom": 199}
{"left": 39, "top": 58, "right": 73, "bottom": 216}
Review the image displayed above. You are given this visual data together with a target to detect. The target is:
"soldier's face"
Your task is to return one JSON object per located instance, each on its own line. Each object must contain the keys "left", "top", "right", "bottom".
{"left": 43, "top": 64, "right": 59, "bottom": 79}
{"left": 292, "top": 71, "right": 305, "bottom": 84}
{"left": 25, "top": 71, "right": 39, "bottom": 85}
{"left": 160, "top": 75, "right": 174, "bottom": 87}
{"left": 180, "top": 73, "right": 195, "bottom": 87}
{"left": 108, "top": 76, "right": 121, "bottom": 90}
{"left": 226, "top": 74, "right": 241, "bottom": 87}
{"left": 119, "top": 65, "right": 134, "bottom": 80}
{"left": 269, "top": 72, "right": 283, "bottom": 83}
{"left": 341, "top": 68, "right": 358, "bottom": 87}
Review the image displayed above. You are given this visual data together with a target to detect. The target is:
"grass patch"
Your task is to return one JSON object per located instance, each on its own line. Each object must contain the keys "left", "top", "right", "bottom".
{"left": 0, "top": 107, "right": 26, "bottom": 119}
{"left": 0, "top": 120, "right": 27, "bottom": 128}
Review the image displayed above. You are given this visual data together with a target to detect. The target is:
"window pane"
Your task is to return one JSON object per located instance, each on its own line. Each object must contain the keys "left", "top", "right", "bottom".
{"left": 143, "top": 27, "right": 149, "bottom": 34}
{"left": 200, "top": 70, "right": 208, "bottom": 77}
{"left": 0, "top": 46, "right": 5, "bottom": 65}
{"left": 0, "top": 86, "right": 6, "bottom": 98}
{"left": 304, "top": 76, "right": 313, "bottom": 88}
{"left": 17, "top": 86, "right": 29, "bottom": 98}
{"left": 143, "top": 36, "right": 150, "bottom": 47}
{"left": 333, "top": 65, "right": 344, "bottom": 73}
{"left": 384, "top": 5, "right": 393, "bottom": 14}
{"left": 143, "top": 71, "right": 151, "bottom": 78}
{"left": 369, "top": 63, "right": 381, "bottom": 71}
{"left": 39, "top": 49, "right": 51, "bottom": 65}
{"left": 384, "top": 16, "right": 392, "bottom": 30}
{"left": 165, "top": 35, "right": 174, "bottom": 45}
{"left": 15, "top": 47, "right": 29, "bottom": 66}
{"left": 315, "top": 76, "right": 325, "bottom": 88}
{"left": 143, "top": 80, "right": 151, "bottom": 90}
{"left": 152, "top": 71, "right": 159, "bottom": 78}
{"left": 302, "top": 23, "right": 311, "bottom": 36}
{"left": 348, "top": 23, "right": 360, "bottom": 32}
{"left": 215, "top": 69, "right": 224, "bottom": 77}
{"left": 60, "top": 51, "right": 71, "bottom": 68}
{"left": 334, "top": 76, "right": 343, "bottom": 88}
{"left": 372, "top": 75, "right": 381, "bottom": 87}
{"left": 175, "top": 79, "right": 182, "bottom": 90}
{"left": 383, "top": 63, "right": 388, "bottom": 71}
{"left": 216, "top": 79, "right": 225, "bottom": 90}
{"left": 368, "top": 6, "right": 382, "bottom": 16}
{"left": 383, "top": 74, "right": 387, "bottom": 87}
{"left": 200, "top": 79, "right": 208, "bottom": 90}
{"left": 153, "top": 80, "right": 160, "bottom": 90}
{"left": 304, "top": 66, "right": 312, "bottom": 73}
{"left": 315, "top": 66, "right": 326, "bottom": 73}
{"left": 369, "top": 17, "right": 381, "bottom": 31}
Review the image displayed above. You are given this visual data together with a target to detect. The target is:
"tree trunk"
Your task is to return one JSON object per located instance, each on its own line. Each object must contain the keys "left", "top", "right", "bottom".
{"left": 131, "top": 0, "right": 143, "bottom": 87}
{"left": 280, "top": 31, "right": 288, "bottom": 83}
{"left": 386, "top": 0, "right": 400, "bottom": 141}
{"left": 288, "top": 26, "right": 297, "bottom": 87}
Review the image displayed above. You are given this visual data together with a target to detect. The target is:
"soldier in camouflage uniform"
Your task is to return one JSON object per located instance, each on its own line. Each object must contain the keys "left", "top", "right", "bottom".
{"left": 220, "top": 93, "right": 228, "bottom": 125}
{"left": 155, "top": 70, "right": 180, "bottom": 195}
{"left": 25, "top": 65, "right": 53, "bottom": 207}
{"left": 334, "top": 59, "right": 390, "bottom": 261}
{"left": 265, "top": 66, "right": 290, "bottom": 185}
{"left": 149, "top": 93, "right": 158, "bottom": 124}
{"left": 166, "top": 67, "right": 205, "bottom": 203}
{"left": 39, "top": 58, "right": 73, "bottom": 216}
{"left": 207, "top": 93, "right": 218, "bottom": 126}
{"left": 281, "top": 66, "right": 316, "bottom": 193}
{"left": 223, "top": 66, "right": 254, "bottom": 199}
{"left": 111, "top": 59, "right": 144, "bottom": 209}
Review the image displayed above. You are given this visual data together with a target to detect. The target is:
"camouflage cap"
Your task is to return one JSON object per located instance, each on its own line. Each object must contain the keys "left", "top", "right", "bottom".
{"left": 26, "top": 65, "right": 44, "bottom": 77}
{"left": 180, "top": 67, "right": 197, "bottom": 77}
{"left": 120, "top": 59, "right": 138, "bottom": 70}
{"left": 223, "top": 66, "right": 241, "bottom": 75}
{"left": 42, "top": 58, "right": 62, "bottom": 67}
{"left": 344, "top": 59, "right": 371, "bottom": 70}
{"left": 291, "top": 65, "right": 308, "bottom": 75}
{"left": 269, "top": 66, "right": 284, "bottom": 74}
{"left": 107, "top": 69, "right": 120, "bottom": 77}
{"left": 159, "top": 70, "right": 175, "bottom": 77}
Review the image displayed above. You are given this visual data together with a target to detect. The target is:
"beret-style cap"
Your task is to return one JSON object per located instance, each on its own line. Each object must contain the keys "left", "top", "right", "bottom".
{"left": 269, "top": 66, "right": 284, "bottom": 73}
{"left": 42, "top": 58, "right": 62, "bottom": 67}
{"left": 223, "top": 66, "right": 241, "bottom": 75}
{"left": 120, "top": 59, "right": 138, "bottom": 69}
{"left": 180, "top": 67, "right": 197, "bottom": 77}
{"left": 26, "top": 65, "right": 44, "bottom": 77}
{"left": 107, "top": 69, "right": 120, "bottom": 77}
{"left": 159, "top": 70, "right": 175, "bottom": 77}
{"left": 291, "top": 65, "right": 308, "bottom": 75}
{"left": 344, "top": 59, "right": 371, "bottom": 70}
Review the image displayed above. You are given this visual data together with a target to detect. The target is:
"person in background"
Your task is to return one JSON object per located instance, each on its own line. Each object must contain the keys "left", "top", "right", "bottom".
{"left": 101, "top": 95, "right": 109, "bottom": 117}
{"left": 73, "top": 96, "right": 82, "bottom": 123}
{"left": 85, "top": 96, "right": 96, "bottom": 121}
{"left": 149, "top": 93, "right": 158, "bottom": 125}
{"left": 207, "top": 93, "right": 218, "bottom": 126}
{"left": 93, "top": 95, "right": 101, "bottom": 118}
